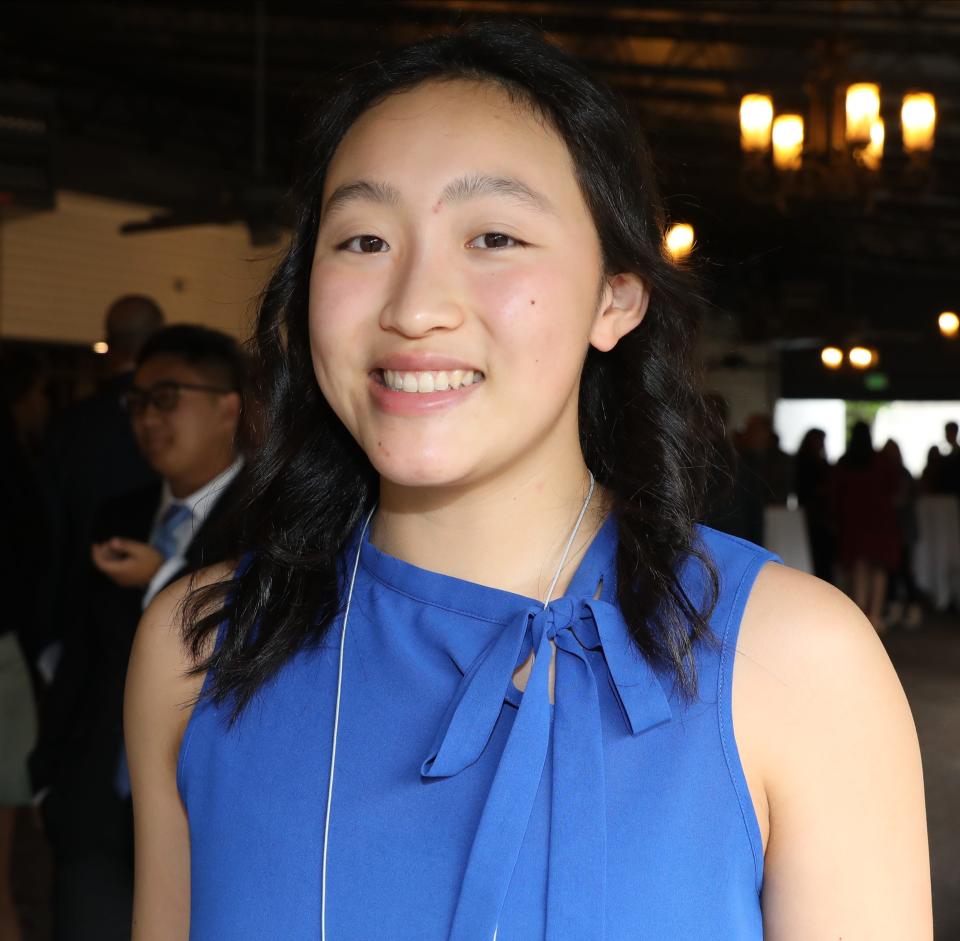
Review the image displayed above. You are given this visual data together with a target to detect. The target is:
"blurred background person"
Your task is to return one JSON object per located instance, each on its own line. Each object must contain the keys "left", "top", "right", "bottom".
{"left": 700, "top": 392, "right": 746, "bottom": 537}
{"left": 28, "top": 325, "right": 247, "bottom": 941}
{"left": 0, "top": 349, "right": 50, "bottom": 941}
{"left": 730, "top": 413, "right": 767, "bottom": 546}
{"left": 38, "top": 297, "right": 165, "bottom": 681}
{"left": 795, "top": 427, "right": 835, "bottom": 583}
{"left": 765, "top": 429, "right": 793, "bottom": 504}
{"left": 941, "top": 420, "right": 960, "bottom": 497}
{"left": 920, "top": 444, "right": 944, "bottom": 494}
{"left": 832, "top": 421, "right": 901, "bottom": 633}
{"left": 881, "top": 439, "right": 923, "bottom": 631}
{"left": 732, "top": 413, "right": 793, "bottom": 546}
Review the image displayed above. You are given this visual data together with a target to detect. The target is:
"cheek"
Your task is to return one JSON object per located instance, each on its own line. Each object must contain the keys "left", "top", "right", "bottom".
{"left": 471, "top": 259, "right": 593, "bottom": 368}
{"left": 173, "top": 414, "right": 204, "bottom": 450}
{"left": 308, "top": 262, "right": 384, "bottom": 406}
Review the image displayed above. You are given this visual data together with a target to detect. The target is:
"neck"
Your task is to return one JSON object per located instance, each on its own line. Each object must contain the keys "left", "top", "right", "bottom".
{"left": 167, "top": 453, "right": 236, "bottom": 500}
{"left": 371, "top": 445, "right": 607, "bottom": 602}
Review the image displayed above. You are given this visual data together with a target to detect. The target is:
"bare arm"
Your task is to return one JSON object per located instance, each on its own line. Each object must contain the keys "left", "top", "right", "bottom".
{"left": 736, "top": 564, "right": 931, "bottom": 939}
{"left": 124, "top": 564, "right": 230, "bottom": 940}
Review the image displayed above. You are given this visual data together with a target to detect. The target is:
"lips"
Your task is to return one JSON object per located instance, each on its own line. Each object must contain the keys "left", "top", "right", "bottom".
{"left": 372, "top": 352, "right": 482, "bottom": 373}
{"left": 367, "top": 368, "right": 483, "bottom": 415}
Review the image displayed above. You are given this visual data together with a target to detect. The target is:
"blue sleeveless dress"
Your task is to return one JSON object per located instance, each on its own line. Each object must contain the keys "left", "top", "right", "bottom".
{"left": 178, "top": 517, "right": 778, "bottom": 939}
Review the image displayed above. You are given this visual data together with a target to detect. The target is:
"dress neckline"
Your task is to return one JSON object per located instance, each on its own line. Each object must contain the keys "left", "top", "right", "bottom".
{"left": 358, "top": 512, "right": 619, "bottom": 623}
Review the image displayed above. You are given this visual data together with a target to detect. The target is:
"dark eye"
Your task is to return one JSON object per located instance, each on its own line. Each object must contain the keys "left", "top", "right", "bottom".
{"left": 154, "top": 386, "right": 180, "bottom": 410}
{"left": 467, "top": 232, "right": 520, "bottom": 250}
{"left": 341, "top": 235, "right": 389, "bottom": 253}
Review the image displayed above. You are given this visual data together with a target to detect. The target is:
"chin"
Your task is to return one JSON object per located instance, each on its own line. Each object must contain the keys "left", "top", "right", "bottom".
{"left": 144, "top": 455, "right": 172, "bottom": 477}
{"left": 147, "top": 454, "right": 182, "bottom": 481}
{"left": 369, "top": 448, "right": 477, "bottom": 491}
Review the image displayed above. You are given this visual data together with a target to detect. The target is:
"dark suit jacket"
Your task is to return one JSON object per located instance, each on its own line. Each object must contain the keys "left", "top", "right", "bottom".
{"left": 30, "top": 471, "right": 244, "bottom": 854}
{"left": 39, "top": 373, "right": 158, "bottom": 655}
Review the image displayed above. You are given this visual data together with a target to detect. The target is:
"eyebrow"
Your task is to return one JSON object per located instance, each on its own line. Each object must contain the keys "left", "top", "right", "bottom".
{"left": 440, "top": 174, "right": 555, "bottom": 213}
{"left": 320, "top": 173, "right": 555, "bottom": 221}
{"left": 321, "top": 180, "right": 401, "bottom": 220}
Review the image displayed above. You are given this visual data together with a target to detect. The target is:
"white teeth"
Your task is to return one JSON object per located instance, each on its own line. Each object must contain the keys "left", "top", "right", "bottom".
{"left": 379, "top": 368, "right": 482, "bottom": 394}
{"left": 383, "top": 369, "right": 403, "bottom": 390}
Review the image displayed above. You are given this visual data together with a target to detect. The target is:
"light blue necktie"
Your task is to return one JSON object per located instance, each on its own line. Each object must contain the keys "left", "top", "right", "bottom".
{"left": 115, "top": 500, "right": 193, "bottom": 799}
{"left": 149, "top": 501, "right": 193, "bottom": 560}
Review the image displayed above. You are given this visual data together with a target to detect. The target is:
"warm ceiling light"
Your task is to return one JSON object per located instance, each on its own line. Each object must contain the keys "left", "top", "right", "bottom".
{"left": 821, "top": 346, "right": 843, "bottom": 369}
{"left": 846, "top": 83, "right": 881, "bottom": 145}
{"left": 665, "top": 222, "right": 695, "bottom": 259}
{"left": 740, "top": 94, "right": 773, "bottom": 152}
{"left": 939, "top": 311, "right": 960, "bottom": 338}
{"left": 92, "top": 341, "right": 109, "bottom": 354}
{"left": 859, "top": 118, "right": 884, "bottom": 171}
{"left": 902, "top": 92, "right": 936, "bottom": 153}
{"left": 772, "top": 114, "right": 804, "bottom": 171}
{"left": 848, "top": 346, "right": 875, "bottom": 369}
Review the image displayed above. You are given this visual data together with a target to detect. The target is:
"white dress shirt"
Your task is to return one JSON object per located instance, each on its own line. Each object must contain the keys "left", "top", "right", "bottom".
{"left": 142, "top": 458, "right": 244, "bottom": 609}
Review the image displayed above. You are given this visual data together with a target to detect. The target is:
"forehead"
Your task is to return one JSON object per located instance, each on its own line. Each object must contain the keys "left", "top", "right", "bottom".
{"left": 135, "top": 354, "right": 208, "bottom": 387}
{"left": 323, "top": 79, "right": 583, "bottom": 210}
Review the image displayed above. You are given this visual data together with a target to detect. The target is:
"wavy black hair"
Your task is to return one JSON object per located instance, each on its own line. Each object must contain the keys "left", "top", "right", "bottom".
{"left": 184, "top": 20, "right": 719, "bottom": 723}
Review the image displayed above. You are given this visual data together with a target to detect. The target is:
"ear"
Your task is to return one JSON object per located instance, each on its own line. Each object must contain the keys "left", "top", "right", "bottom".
{"left": 589, "top": 272, "right": 649, "bottom": 353}
{"left": 218, "top": 391, "right": 242, "bottom": 429}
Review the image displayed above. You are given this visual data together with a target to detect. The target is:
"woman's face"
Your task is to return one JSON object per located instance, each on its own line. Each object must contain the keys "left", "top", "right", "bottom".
{"left": 309, "top": 79, "right": 632, "bottom": 489}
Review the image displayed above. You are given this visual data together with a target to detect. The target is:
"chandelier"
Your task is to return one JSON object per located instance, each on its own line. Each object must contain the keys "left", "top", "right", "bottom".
{"left": 738, "top": 51, "right": 937, "bottom": 208}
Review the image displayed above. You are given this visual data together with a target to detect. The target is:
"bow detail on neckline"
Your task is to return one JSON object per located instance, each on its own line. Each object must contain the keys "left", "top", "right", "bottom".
{"left": 420, "top": 597, "right": 673, "bottom": 940}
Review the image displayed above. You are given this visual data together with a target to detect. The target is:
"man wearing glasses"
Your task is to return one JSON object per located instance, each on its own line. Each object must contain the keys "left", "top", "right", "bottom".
{"left": 32, "top": 324, "right": 247, "bottom": 941}
{"left": 92, "top": 326, "right": 247, "bottom": 605}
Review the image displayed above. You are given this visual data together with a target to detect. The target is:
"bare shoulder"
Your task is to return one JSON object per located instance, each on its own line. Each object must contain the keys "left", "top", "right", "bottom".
{"left": 736, "top": 561, "right": 901, "bottom": 703}
{"left": 130, "top": 559, "right": 236, "bottom": 728}
{"left": 136, "top": 558, "right": 237, "bottom": 652}
{"left": 125, "top": 560, "right": 236, "bottom": 940}
{"left": 733, "top": 563, "right": 932, "bottom": 939}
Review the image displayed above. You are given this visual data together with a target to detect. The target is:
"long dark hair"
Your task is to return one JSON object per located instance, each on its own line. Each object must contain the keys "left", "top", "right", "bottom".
{"left": 841, "top": 420, "right": 876, "bottom": 469}
{"left": 184, "top": 20, "right": 719, "bottom": 722}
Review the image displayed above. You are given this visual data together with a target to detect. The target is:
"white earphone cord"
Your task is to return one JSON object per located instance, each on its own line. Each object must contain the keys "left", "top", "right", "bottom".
{"left": 320, "top": 473, "right": 595, "bottom": 939}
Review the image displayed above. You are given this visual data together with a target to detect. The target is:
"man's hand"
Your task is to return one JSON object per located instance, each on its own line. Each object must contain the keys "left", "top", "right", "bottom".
{"left": 91, "top": 538, "right": 165, "bottom": 588}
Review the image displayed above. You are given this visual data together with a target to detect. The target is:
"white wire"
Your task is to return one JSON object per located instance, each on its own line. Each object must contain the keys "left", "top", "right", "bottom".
{"left": 321, "top": 503, "right": 376, "bottom": 941}
{"left": 320, "top": 473, "right": 595, "bottom": 938}
{"left": 543, "top": 471, "right": 595, "bottom": 608}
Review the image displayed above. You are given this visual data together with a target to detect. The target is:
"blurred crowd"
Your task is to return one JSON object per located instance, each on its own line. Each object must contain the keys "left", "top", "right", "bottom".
{"left": 705, "top": 397, "right": 960, "bottom": 635}
{"left": 1, "top": 297, "right": 249, "bottom": 940}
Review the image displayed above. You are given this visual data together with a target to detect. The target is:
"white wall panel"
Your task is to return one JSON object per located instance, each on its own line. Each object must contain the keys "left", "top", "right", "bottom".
{"left": 0, "top": 191, "right": 282, "bottom": 344}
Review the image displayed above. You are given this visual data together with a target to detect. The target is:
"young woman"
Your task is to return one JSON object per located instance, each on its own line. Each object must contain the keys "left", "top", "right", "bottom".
{"left": 125, "top": 22, "right": 931, "bottom": 940}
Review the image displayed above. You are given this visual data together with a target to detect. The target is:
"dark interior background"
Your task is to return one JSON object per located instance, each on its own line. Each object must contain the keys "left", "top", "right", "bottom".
{"left": 2, "top": 0, "right": 958, "bottom": 397}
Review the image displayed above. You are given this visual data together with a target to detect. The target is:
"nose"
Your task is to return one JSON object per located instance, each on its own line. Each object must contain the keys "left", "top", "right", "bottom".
{"left": 379, "top": 243, "right": 465, "bottom": 338}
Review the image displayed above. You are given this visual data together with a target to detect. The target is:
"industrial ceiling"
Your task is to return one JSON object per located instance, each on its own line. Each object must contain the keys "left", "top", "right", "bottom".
{"left": 2, "top": 0, "right": 959, "bottom": 361}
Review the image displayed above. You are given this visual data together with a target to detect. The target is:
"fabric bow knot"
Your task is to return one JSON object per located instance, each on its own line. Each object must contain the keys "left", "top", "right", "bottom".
{"left": 421, "top": 596, "right": 673, "bottom": 940}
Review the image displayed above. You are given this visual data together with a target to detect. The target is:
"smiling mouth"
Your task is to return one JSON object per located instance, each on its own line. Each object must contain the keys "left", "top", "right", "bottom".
{"left": 374, "top": 368, "right": 485, "bottom": 393}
